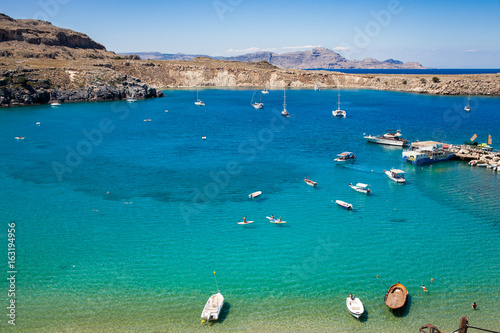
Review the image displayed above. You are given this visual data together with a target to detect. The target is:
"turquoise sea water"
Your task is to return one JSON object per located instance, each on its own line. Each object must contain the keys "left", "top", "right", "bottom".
{"left": 0, "top": 89, "right": 499, "bottom": 333}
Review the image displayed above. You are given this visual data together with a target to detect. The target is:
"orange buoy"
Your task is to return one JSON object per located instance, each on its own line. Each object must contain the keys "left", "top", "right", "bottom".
{"left": 376, "top": 275, "right": 379, "bottom": 278}
{"left": 431, "top": 278, "right": 433, "bottom": 283}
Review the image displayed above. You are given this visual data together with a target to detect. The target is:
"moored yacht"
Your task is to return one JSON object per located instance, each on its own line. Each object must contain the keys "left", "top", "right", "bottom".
{"left": 364, "top": 130, "right": 408, "bottom": 147}
{"left": 332, "top": 87, "right": 346, "bottom": 117}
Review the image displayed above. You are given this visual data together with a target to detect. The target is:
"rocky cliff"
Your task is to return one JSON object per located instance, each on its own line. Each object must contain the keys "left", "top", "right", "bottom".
{"left": 0, "top": 13, "right": 115, "bottom": 59}
{"left": 0, "top": 14, "right": 162, "bottom": 106}
{"left": 113, "top": 58, "right": 500, "bottom": 96}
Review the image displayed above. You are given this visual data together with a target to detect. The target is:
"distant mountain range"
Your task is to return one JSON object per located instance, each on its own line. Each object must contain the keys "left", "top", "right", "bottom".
{"left": 121, "top": 47, "right": 425, "bottom": 69}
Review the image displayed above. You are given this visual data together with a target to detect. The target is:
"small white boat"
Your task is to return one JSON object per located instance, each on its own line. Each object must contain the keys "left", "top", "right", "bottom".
{"left": 281, "top": 89, "right": 289, "bottom": 117}
{"left": 266, "top": 216, "right": 286, "bottom": 224}
{"left": 346, "top": 295, "right": 364, "bottom": 319}
{"left": 126, "top": 98, "right": 136, "bottom": 103}
{"left": 314, "top": 83, "right": 320, "bottom": 91}
{"left": 195, "top": 89, "right": 205, "bottom": 106}
{"left": 36, "top": 122, "right": 41, "bottom": 126}
{"left": 14, "top": 136, "right": 25, "bottom": 140}
{"left": 304, "top": 178, "right": 318, "bottom": 187}
{"left": 143, "top": 119, "right": 151, "bottom": 122}
{"left": 335, "top": 200, "right": 353, "bottom": 210}
{"left": 334, "top": 152, "right": 355, "bottom": 162}
{"left": 349, "top": 183, "right": 371, "bottom": 194}
{"left": 50, "top": 102, "right": 61, "bottom": 106}
{"left": 251, "top": 90, "right": 264, "bottom": 109}
{"left": 468, "top": 160, "right": 478, "bottom": 166}
{"left": 384, "top": 169, "right": 406, "bottom": 183}
{"left": 202, "top": 136, "right": 207, "bottom": 140}
{"left": 237, "top": 220, "right": 254, "bottom": 225}
{"left": 332, "top": 88, "right": 346, "bottom": 117}
{"left": 201, "top": 292, "right": 224, "bottom": 323}
{"left": 248, "top": 191, "right": 262, "bottom": 199}
{"left": 464, "top": 94, "right": 471, "bottom": 112}
{"left": 261, "top": 89, "right": 269, "bottom": 94}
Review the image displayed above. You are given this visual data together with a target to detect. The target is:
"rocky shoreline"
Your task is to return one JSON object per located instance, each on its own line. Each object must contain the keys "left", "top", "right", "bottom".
{"left": 1, "top": 57, "right": 500, "bottom": 107}
{"left": 0, "top": 65, "right": 163, "bottom": 107}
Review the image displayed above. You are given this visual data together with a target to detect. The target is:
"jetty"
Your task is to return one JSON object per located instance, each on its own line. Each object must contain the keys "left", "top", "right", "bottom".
{"left": 450, "top": 145, "right": 500, "bottom": 166}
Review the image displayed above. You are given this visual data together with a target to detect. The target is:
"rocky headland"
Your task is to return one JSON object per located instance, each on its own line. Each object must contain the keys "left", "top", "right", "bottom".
{"left": 0, "top": 13, "right": 163, "bottom": 106}
{"left": 1, "top": 13, "right": 500, "bottom": 107}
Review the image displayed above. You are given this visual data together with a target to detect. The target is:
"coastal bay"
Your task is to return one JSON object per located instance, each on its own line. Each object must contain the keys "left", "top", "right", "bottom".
{"left": 1, "top": 89, "right": 498, "bottom": 332}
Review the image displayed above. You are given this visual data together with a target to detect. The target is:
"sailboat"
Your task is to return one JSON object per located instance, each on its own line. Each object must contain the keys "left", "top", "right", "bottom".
{"left": 464, "top": 94, "right": 471, "bottom": 112}
{"left": 195, "top": 88, "right": 205, "bottom": 106}
{"left": 201, "top": 271, "right": 224, "bottom": 324}
{"left": 281, "top": 89, "right": 289, "bottom": 117}
{"left": 251, "top": 90, "right": 264, "bottom": 109}
{"left": 332, "top": 87, "right": 346, "bottom": 117}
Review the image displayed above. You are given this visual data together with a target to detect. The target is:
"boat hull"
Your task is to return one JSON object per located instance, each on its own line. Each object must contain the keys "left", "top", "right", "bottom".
{"left": 335, "top": 200, "right": 353, "bottom": 210}
{"left": 364, "top": 136, "right": 407, "bottom": 147}
{"left": 402, "top": 151, "right": 455, "bottom": 164}
{"left": 201, "top": 292, "right": 224, "bottom": 322}
{"left": 384, "top": 283, "right": 408, "bottom": 310}
{"left": 346, "top": 297, "right": 364, "bottom": 319}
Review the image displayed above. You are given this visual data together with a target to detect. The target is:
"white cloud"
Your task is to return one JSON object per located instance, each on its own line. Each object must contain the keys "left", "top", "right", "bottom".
{"left": 281, "top": 45, "right": 322, "bottom": 50}
{"left": 333, "top": 46, "right": 350, "bottom": 51}
{"left": 465, "top": 49, "right": 478, "bottom": 52}
{"left": 225, "top": 45, "right": 322, "bottom": 55}
{"left": 225, "top": 47, "right": 263, "bottom": 54}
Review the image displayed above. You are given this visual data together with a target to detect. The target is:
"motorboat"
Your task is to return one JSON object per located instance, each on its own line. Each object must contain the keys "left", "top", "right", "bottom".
{"left": 364, "top": 130, "right": 408, "bottom": 147}
{"left": 384, "top": 282, "right": 408, "bottom": 310}
{"left": 126, "top": 98, "right": 136, "bottom": 103}
{"left": 14, "top": 136, "right": 25, "bottom": 140}
{"left": 248, "top": 191, "right": 262, "bottom": 199}
{"left": 50, "top": 102, "right": 61, "bottom": 106}
{"left": 201, "top": 292, "right": 224, "bottom": 323}
{"left": 304, "top": 178, "right": 318, "bottom": 187}
{"left": 332, "top": 88, "right": 346, "bottom": 117}
{"left": 334, "top": 152, "right": 355, "bottom": 162}
{"left": 143, "top": 119, "right": 151, "bottom": 122}
{"left": 335, "top": 200, "right": 353, "bottom": 210}
{"left": 349, "top": 183, "right": 371, "bottom": 194}
{"left": 346, "top": 295, "right": 364, "bottom": 319}
{"left": 261, "top": 89, "right": 269, "bottom": 94}
{"left": 384, "top": 169, "right": 406, "bottom": 183}
{"left": 36, "top": 122, "right": 41, "bottom": 126}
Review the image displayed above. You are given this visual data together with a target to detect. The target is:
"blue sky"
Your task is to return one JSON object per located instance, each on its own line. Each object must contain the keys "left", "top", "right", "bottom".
{"left": 3, "top": 0, "right": 500, "bottom": 68}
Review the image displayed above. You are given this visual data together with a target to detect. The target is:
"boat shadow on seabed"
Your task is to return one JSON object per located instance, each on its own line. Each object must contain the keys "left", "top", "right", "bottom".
{"left": 207, "top": 302, "right": 231, "bottom": 325}
{"left": 390, "top": 294, "right": 412, "bottom": 318}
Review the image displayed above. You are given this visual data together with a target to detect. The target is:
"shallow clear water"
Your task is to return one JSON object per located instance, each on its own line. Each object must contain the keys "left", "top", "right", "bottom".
{"left": 0, "top": 89, "right": 499, "bottom": 332}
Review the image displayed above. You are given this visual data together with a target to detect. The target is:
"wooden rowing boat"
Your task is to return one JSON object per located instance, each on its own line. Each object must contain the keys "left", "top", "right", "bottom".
{"left": 384, "top": 282, "right": 408, "bottom": 310}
